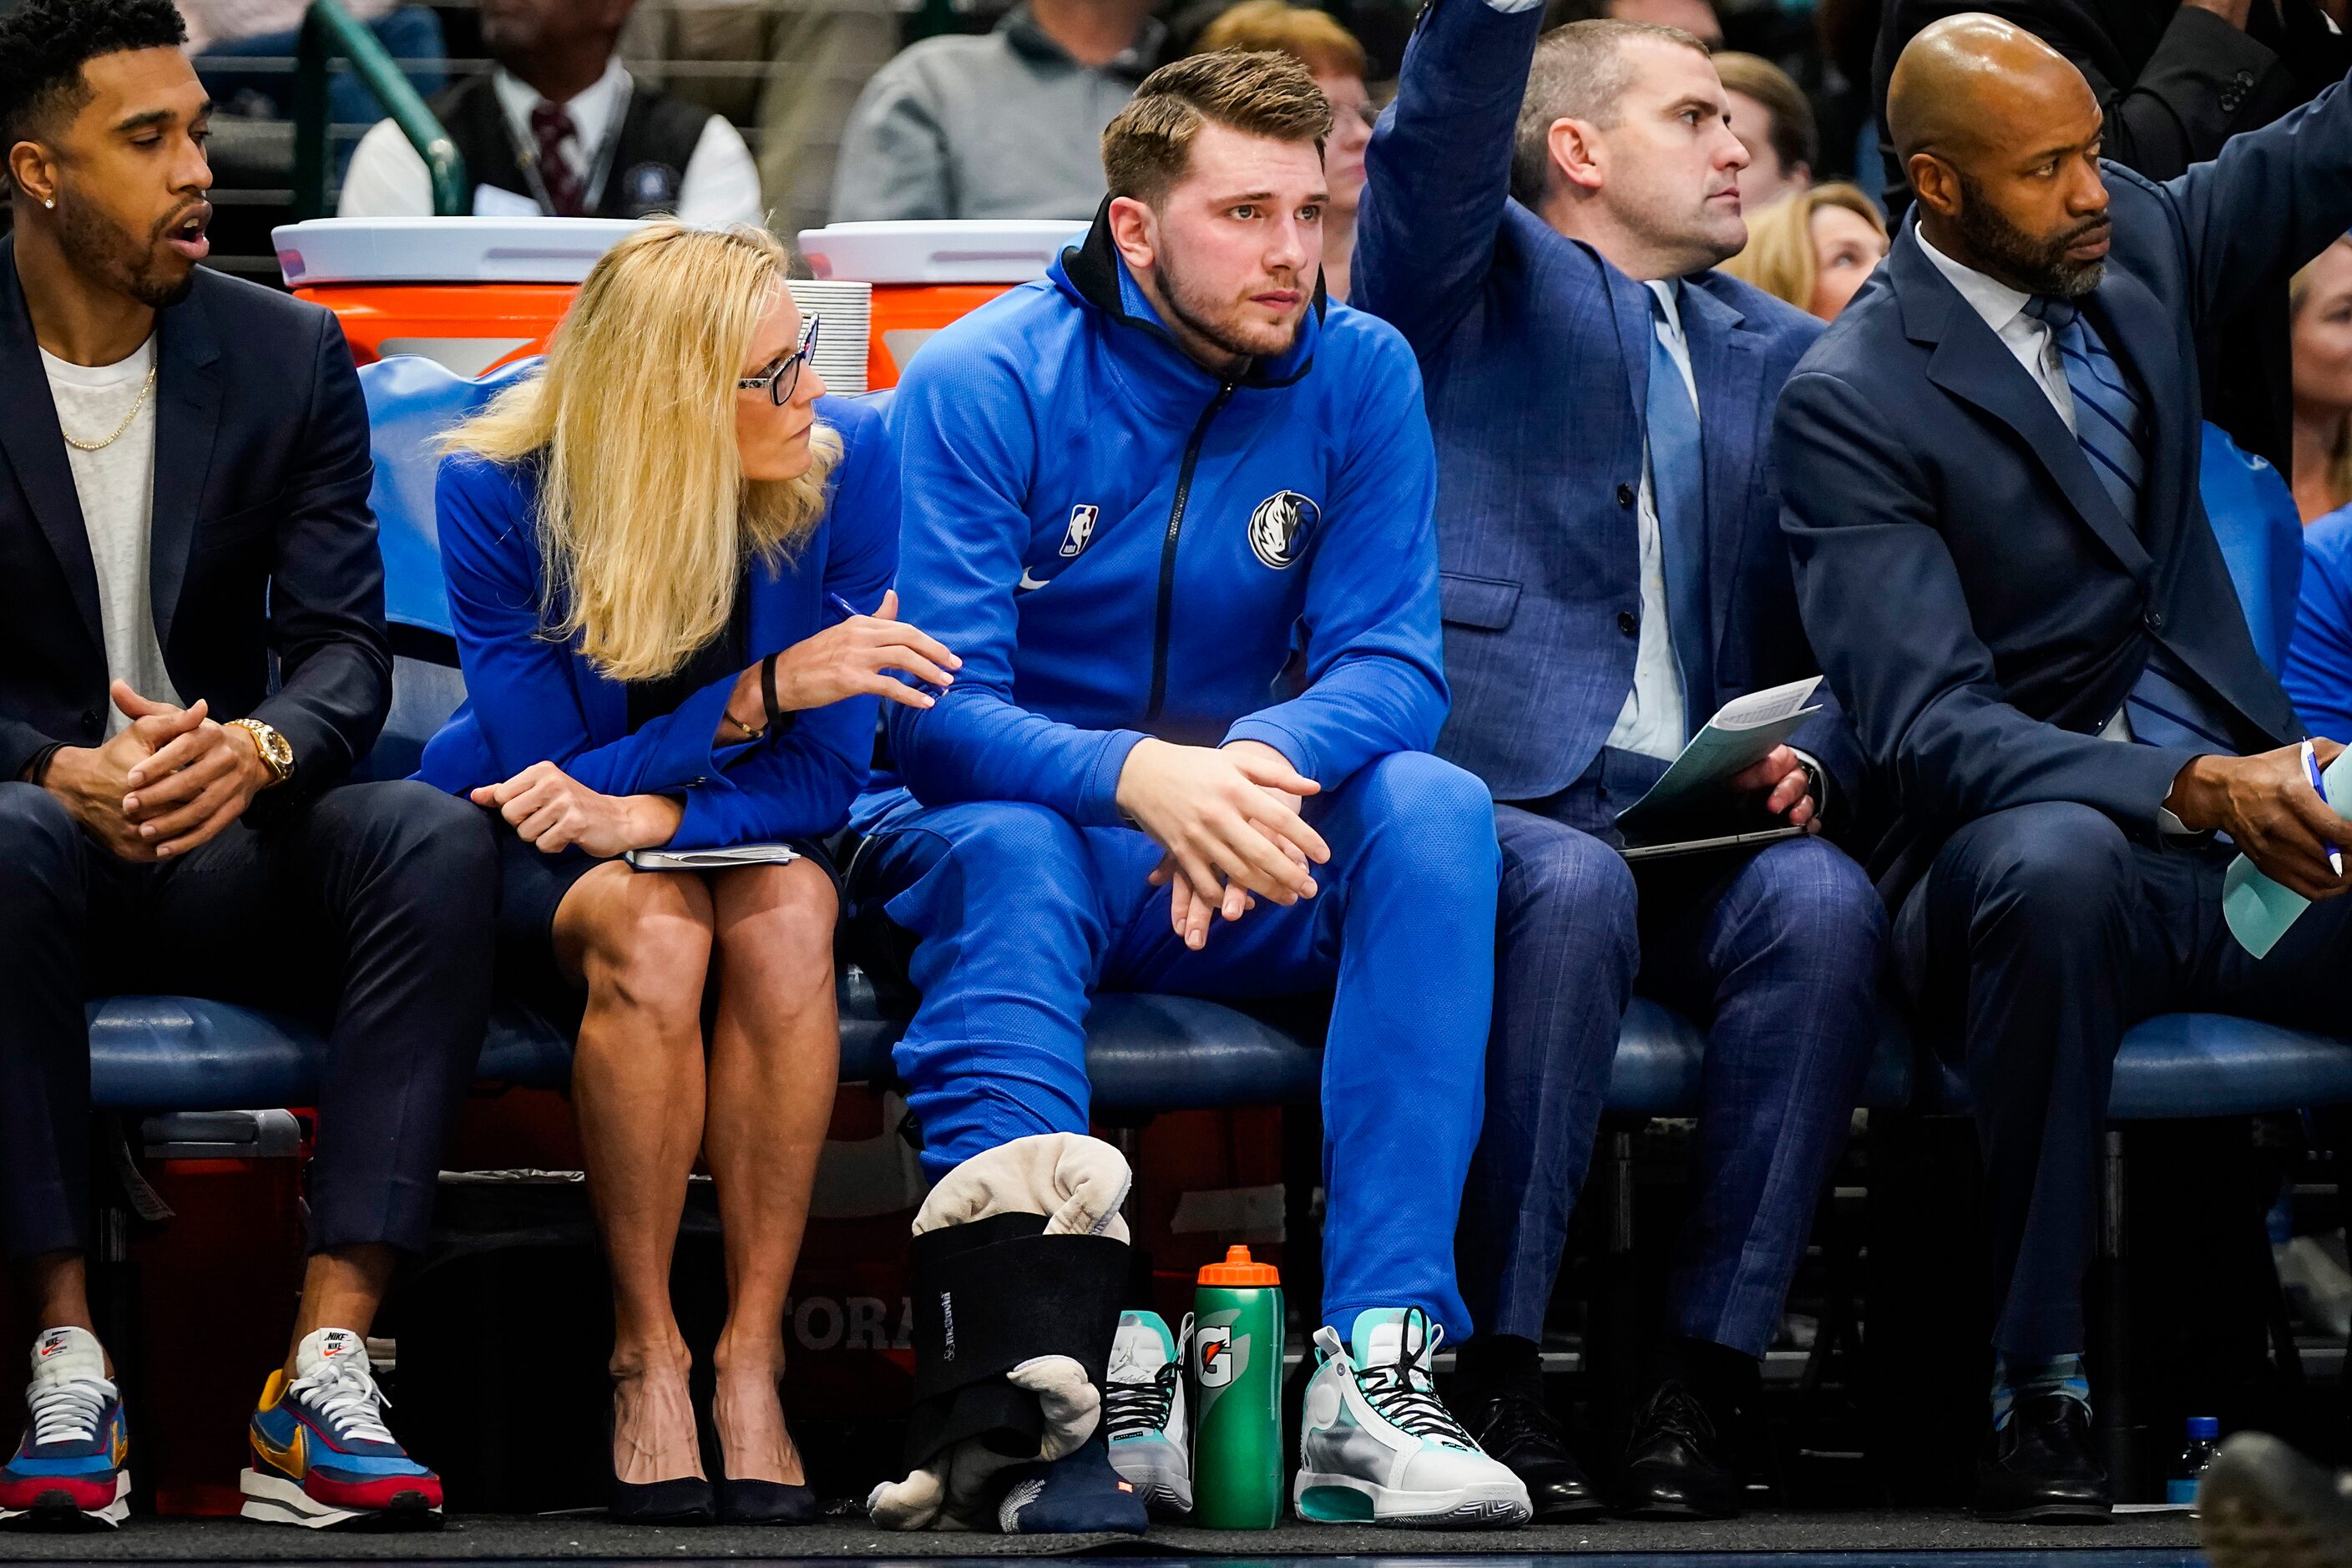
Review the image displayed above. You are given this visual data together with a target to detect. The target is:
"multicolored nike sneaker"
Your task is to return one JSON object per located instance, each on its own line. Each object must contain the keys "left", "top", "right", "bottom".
{"left": 240, "top": 1329, "right": 442, "bottom": 1530}
{"left": 0, "top": 1327, "right": 130, "bottom": 1530}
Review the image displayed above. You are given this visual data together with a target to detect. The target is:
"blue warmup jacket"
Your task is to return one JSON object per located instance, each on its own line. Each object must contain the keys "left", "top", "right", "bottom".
{"left": 873, "top": 209, "right": 1449, "bottom": 822}
{"left": 416, "top": 394, "right": 898, "bottom": 848}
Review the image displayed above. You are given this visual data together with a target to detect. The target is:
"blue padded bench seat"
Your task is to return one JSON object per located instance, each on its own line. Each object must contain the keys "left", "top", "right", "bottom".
{"left": 89, "top": 975, "right": 1325, "bottom": 1120}
{"left": 1923, "top": 1011, "right": 2352, "bottom": 1120}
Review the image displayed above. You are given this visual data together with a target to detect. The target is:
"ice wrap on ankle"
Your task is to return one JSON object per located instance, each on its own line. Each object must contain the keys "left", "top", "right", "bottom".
{"left": 903, "top": 1212, "right": 1127, "bottom": 1470}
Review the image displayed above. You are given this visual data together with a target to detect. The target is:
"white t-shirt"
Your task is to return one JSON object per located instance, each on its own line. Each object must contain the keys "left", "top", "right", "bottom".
{"left": 41, "top": 336, "right": 180, "bottom": 736}
{"left": 336, "top": 59, "right": 762, "bottom": 226}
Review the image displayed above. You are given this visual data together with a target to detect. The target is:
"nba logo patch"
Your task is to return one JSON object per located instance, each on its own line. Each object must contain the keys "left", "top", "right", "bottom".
{"left": 1060, "top": 504, "right": 1100, "bottom": 558}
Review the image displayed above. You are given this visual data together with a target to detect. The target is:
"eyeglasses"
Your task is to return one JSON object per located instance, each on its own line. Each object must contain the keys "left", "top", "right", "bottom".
{"left": 738, "top": 314, "right": 821, "bottom": 407}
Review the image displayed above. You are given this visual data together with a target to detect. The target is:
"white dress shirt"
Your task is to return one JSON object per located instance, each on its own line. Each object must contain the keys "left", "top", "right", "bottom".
{"left": 1606, "top": 278, "right": 1700, "bottom": 763}
{"left": 337, "top": 58, "right": 762, "bottom": 225}
{"left": 1915, "top": 225, "right": 2194, "bottom": 827}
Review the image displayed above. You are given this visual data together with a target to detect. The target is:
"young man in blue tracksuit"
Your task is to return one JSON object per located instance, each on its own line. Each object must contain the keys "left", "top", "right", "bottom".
{"left": 851, "top": 50, "right": 1530, "bottom": 1531}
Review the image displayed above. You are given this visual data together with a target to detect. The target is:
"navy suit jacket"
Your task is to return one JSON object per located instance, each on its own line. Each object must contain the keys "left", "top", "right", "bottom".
{"left": 1353, "top": 0, "right": 1864, "bottom": 816}
{"left": 0, "top": 236, "right": 388, "bottom": 805}
{"left": 1775, "top": 81, "right": 2352, "bottom": 901}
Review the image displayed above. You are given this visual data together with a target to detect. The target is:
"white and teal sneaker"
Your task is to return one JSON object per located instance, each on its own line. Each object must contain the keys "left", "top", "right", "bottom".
{"left": 1104, "top": 1311, "right": 1191, "bottom": 1518}
{"left": 1295, "top": 1307, "right": 1531, "bottom": 1528}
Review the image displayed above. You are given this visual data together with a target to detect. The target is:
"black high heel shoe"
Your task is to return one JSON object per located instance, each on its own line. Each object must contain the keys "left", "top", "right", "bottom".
{"left": 711, "top": 1426, "right": 820, "bottom": 1525}
{"left": 607, "top": 1400, "right": 715, "bottom": 1525}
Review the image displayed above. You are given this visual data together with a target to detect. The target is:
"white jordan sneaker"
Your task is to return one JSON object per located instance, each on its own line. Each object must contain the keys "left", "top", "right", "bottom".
{"left": 1295, "top": 1307, "right": 1531, "bottom": 1528}
{"left": 1104, "top": 1311, "right": 1191, "bottom": 1518}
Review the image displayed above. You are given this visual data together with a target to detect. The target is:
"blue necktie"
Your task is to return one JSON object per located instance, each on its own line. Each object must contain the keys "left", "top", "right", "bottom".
{"left": 1646, "top": 289, "right": 1711, "bottom": 732}
{"left": 2026, "top": 296, "right": 2238, "bottom": 754}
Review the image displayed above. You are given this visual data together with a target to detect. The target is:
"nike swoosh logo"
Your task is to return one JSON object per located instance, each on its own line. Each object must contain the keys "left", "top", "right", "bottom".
{"left": 1017, "top": 569, "right": 1050, "bottom": 592}
{"left": 251, "top": 1424, "right": 305, "bottom": 1474}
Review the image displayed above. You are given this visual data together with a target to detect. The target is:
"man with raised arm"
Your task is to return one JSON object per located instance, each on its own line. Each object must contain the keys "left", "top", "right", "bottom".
{"left": 1353, "top": 0, "right": 1888, "bottom": 1521}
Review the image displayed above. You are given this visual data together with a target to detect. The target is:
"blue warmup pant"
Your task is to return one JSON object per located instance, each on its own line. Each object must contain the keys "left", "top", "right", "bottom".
{"left": 852, "top": 751, "right": 1500, "bottom": 1340}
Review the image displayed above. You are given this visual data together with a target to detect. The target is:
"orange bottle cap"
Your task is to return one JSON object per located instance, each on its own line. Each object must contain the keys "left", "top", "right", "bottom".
{"left": 1196, "top": 1244, "right": 1281, "bottom": 1287}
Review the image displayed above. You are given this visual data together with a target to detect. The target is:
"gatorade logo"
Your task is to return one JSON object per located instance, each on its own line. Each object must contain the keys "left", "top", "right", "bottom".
{"left": 1198, "top": 1325, "right": 1234, "bottom": 1388}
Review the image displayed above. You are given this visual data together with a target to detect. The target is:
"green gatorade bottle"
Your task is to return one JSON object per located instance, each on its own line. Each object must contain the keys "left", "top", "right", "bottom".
{"left": 1191, "top": 1245, "right": 1284, "bottom": 1529}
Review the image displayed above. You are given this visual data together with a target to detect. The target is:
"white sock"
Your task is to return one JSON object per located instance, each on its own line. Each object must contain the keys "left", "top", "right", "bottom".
{"left": 294, "top": 1328, "right": 369, "bottom": 1383}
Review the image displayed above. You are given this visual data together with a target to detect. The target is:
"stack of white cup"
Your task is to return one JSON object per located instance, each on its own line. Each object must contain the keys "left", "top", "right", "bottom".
{"left": 783, "top": 279, "right": 874, "bottom": 396}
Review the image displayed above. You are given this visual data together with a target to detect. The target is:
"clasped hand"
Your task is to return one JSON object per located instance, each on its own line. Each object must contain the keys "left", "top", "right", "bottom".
{"left": 1116, "top": 738, "right": 1331, "bottom": 951}
{"left": 43, "top": 681, "right": 273, "bottom": 862}
{"left": 2166, "top": 741, "right": 2352, "bottom": 900}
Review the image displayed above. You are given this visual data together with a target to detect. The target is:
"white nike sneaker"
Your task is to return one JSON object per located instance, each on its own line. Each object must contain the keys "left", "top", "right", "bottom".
{"left": 1105, "top": 1311, "right": 1192, "bottom": 1518}
{"left": 1295, "top": 1307, "right": 1531, "bottom": 1528}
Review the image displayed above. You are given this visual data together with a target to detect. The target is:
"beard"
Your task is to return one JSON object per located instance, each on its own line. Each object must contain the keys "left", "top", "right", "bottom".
{"left": 1153, "top": 245, "right": 1305, "bottom": 367}
{"left": 58, "top": 191, "right": 196, "bottom": 311}
{"left": 1954, "top": 170, "right": 2108, "bottom": 300}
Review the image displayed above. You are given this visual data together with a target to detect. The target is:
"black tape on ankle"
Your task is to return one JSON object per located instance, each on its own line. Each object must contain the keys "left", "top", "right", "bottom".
{"left": 902, "top": 1211, "right": 1127, "bottom": 1469}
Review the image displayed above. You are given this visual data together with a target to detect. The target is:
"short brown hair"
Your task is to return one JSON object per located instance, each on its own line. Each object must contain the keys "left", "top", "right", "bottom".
{"left": 1103, "top": 49, "right": 1334, "bottom": 205}
{"left": 1513, "top": 19, "right": 1711, "bottom": 203}
{"left": 1712, "top": 51, "right": 1817, "bottom": 177}
{"left": 1196, "top": 2, "right": 1368, "bottom": 80}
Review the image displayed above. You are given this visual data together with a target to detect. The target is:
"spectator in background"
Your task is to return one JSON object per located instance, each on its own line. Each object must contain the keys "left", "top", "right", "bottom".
{"left": 2292, "top": 235, "right": 2352, "bottom": 524}
{"left": 620, "top": 0, "right": 898, "bottom": 245}
{"left": 1872, "top": 0, "right": 2352, "bottom": 477}
{"left": 1196, "top": 1, "right": 1373, "bottom": 300}
{"left": 1543, "top": 0, "right": 1722, "bottom": 51}
{"left": 830, "top": 0, "right": 1162, "bottom": 221}
{"left": 181, "top": 0, "right": 445, "bottom": 129}
{"left": 1720, "top": 183, "right": 1886, "bottom": 321}
{"left": 1713, "top": 52, "right": 1813, "bottom": 210}
{"left": 338, "top": 0, "right": 760, "bottom": 222}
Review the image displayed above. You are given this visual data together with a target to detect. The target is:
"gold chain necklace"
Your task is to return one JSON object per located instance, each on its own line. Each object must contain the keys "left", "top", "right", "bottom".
{"left": 60, "top": 365, "right": 156, "bottom": 453}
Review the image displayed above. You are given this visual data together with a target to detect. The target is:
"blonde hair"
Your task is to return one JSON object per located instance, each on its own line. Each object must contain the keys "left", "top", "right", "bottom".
{"left": 1718, "top": 182, "right": 1887, "bottom": 313}
{"left": 2293, "top": 235, "right": 2352, "bottom": 516}
{"left": 1196, "top": 1, "right": 1368, "bottom": 79}
{"left": 443, "top": 221, "right": 842, "bottom": 683}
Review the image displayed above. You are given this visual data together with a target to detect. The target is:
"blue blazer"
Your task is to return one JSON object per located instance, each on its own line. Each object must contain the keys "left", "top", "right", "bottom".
{"left": 414, "top": 394, "right": 899, "bottom": 849}
{"left": 1352, "top": 0, "right": 1864, "bottom": 812}
{"left": 1776, "top": 86, "right": 2351, "bottom": 899}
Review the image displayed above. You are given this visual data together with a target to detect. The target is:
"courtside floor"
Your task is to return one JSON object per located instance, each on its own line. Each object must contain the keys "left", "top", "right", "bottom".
{"left": 0, "top": 1512, "right": 2208, "bottom": 1565}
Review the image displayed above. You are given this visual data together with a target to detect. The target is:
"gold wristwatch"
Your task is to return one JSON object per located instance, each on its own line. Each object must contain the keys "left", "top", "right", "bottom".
{"left": 230, "top": 718, "right": 295, "bottom": 787}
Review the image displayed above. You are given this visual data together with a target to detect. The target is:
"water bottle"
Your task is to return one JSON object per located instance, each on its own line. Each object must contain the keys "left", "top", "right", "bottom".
{"left": 1191, "top": 1245, "right": 1284, "bottom": 1528}
{"left": 2167, "top": 1416, "right": 2220, "bottom": 1505}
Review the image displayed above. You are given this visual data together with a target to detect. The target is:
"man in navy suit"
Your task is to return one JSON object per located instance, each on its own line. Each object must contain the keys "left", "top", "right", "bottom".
{"left": 1353, "top": 0, "right": 1889, "bottom": 1520}
{"left": 1780, "top": 14, "right": 2352, "bottom": 1523}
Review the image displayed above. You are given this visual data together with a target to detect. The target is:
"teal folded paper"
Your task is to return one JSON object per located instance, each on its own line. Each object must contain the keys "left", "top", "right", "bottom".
{"left": 2223, "top": 746, "right": 2352, "bottom": 959}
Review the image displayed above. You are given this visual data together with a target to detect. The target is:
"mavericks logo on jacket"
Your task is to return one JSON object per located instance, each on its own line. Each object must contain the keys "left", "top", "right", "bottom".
{"left": 1248, "top": 491, "right": 1318, "bottom": 569}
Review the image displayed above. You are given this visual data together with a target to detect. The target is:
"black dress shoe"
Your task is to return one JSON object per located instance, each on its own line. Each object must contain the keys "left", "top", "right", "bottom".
{"left": 1973, "top": 1393, "right": 2112, "bottom": 1524}
{"left": 606, "top": 1408, "right": 714, "bottom": 1525}
{"left": 1460, "top": 1388, "right": 1608, "bottom": 1520}
{"left": 1616, "top": 1379, "right": 1743, "bottom": 1519}
{"left": 712, "top": 1430, "right": 820, "bottom": 1525}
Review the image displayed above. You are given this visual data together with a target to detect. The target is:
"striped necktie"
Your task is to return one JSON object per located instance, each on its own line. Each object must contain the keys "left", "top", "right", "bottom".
{"left": 2024, "top": 296, "right": 2238, "bottom": 755}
